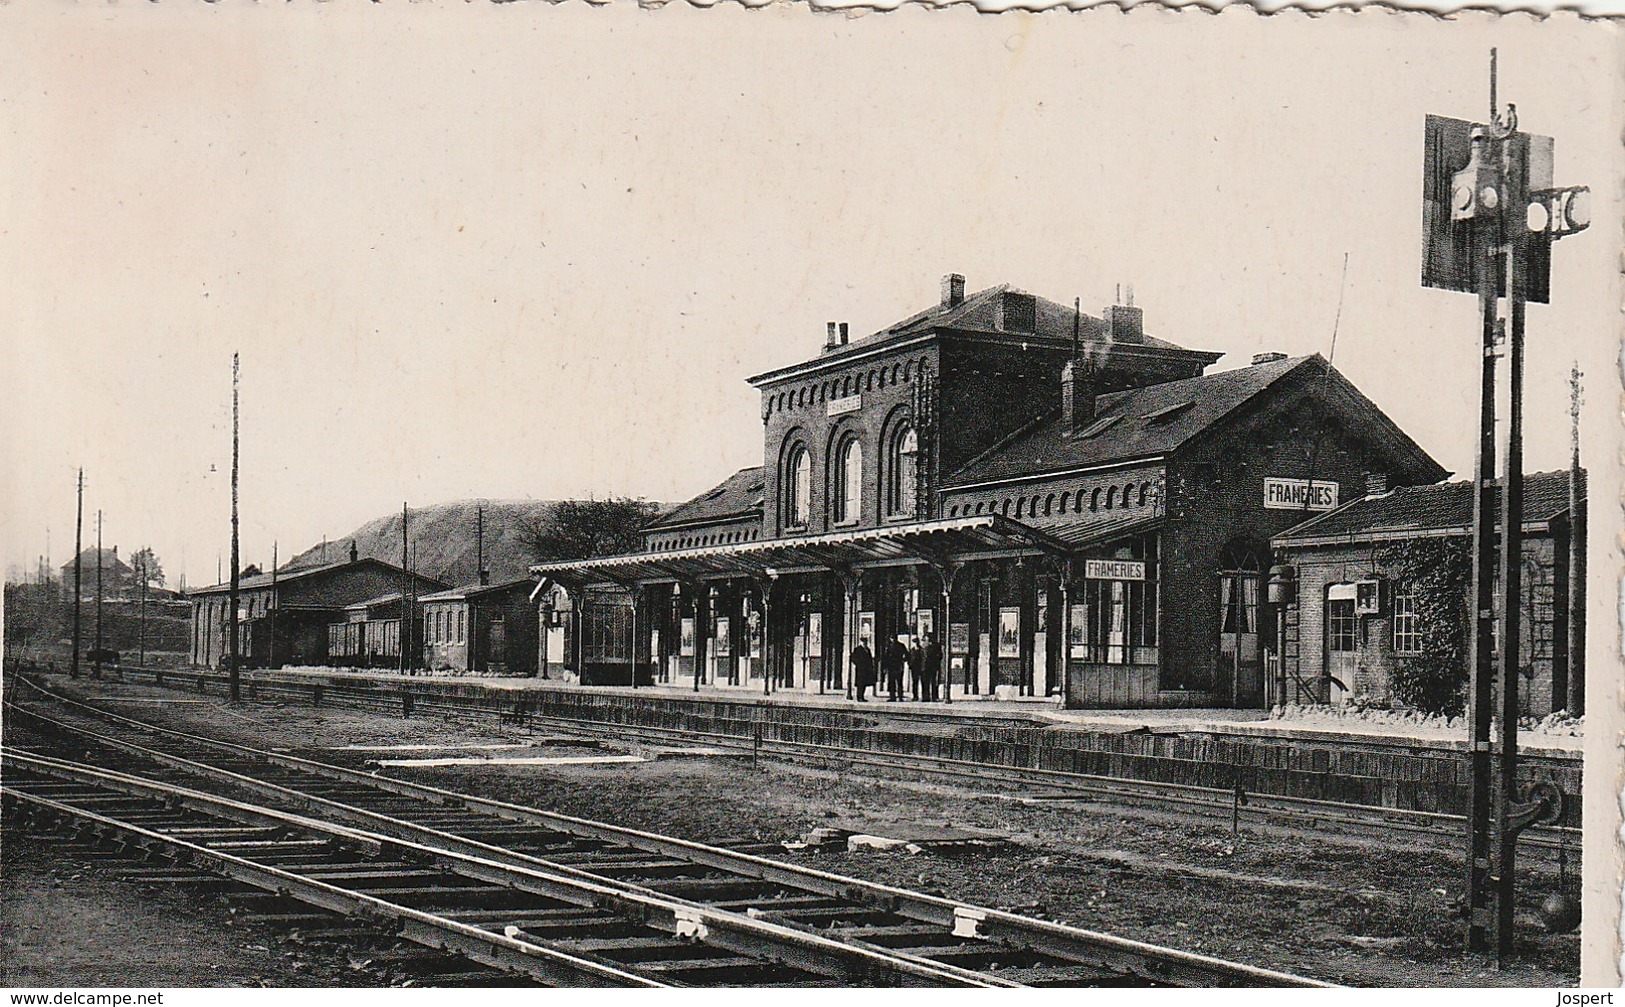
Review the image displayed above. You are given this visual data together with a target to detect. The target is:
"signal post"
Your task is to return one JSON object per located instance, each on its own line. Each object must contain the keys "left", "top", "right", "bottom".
{"left": 1422, "top": 52, "right": 1589, "bottom": 963}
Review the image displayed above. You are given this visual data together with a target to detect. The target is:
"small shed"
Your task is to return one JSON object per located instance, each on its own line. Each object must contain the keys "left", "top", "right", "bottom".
{"left": 420, "top": 577, "right": 538, "bottom": 676}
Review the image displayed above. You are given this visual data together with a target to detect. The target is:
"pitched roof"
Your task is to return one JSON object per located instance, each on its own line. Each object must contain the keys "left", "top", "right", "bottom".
{"left": 747, "top": 283, "right": 1221, "bottom": 384}
{"left": 945, "top": 354, "right": 1445, "bottom": 490}
{"left": 881, "top": 283, "right": 1188, "bottom": 351}
{"left": 61, "top": 547, "right": 130, "bottom": 572}
{"left": 947, "top": 354, "right": 1308, "bottom": 486}
{"left": 188, "top": 557, "right": 446, "bottom": 597}
{"left": 419, "top": 577, "right": 536, "bottom": 603}
{"left": 1273, "top": 469, "right": 1583, "bottom": 545}
{"left": 647, "top": 466, "right": 765, "bottom": 530}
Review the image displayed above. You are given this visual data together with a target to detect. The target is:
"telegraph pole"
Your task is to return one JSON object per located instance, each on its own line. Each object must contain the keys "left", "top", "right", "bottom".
{"left": 93, "top": 510, "right": 104, "bottom": 680}
{"left": 71, "top": 469, "right": 83, "bottom": 679}
{"left": 1423, "top": 51, "right": 1589, "bottom": 962}
{"left": 229, "top": 352, "right": 241, "bottom": 702}
{"left": 400, "top": 502, "right": 410, "bottom": 675}
{"left": 1566, "top": 365, "right": 1585, "bottom": 716}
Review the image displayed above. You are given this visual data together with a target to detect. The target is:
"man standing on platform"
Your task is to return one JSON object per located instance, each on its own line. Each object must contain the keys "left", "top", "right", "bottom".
{"left": 851, "top": 635, "right": 875, "bottom": 702}
{"left": 906, "top": 635, "right": 925, "bottom": 701}
{"left": 883, "top": 635, "right": 907, "bottom": 702}
{"left": 920, "top": 631, "right": 942, "bottom": 703}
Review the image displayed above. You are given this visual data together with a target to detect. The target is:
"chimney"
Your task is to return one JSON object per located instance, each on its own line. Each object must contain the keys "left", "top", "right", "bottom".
{"left": 1061, "top": 360, "right": 1097, "bottom": 432}
{"left": 479, "top": 569, "right": 490, "bottom": 586}
{"left": 349, "top": 541, "right": 359, "bottom": 564}
{"left": 838, "top": 322, "right": 849, "bottom": 345}
{"left": 825, "top": 322, "right": 839, "bottom": 350}
{"left": 941, "top": 273, "right": 966, "bottom": 308}
{"left": 1103, "top": 303, "right": 1143, "bottom": 344}
{"left": 1364, "top": 471, "right": 1390, "bottom": 497}
{"left": 1252, "top": 351, "right": 1289, "bottom": 366}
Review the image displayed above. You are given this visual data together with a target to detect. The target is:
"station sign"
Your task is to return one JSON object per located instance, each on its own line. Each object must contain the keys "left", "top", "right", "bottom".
{"left": 827, "top": 394, "right": 862, "bottom": 417}
{"left": 1084, "top": 559, "right": 1146, "bottom": 581}
{"left": 1263, "top": 477, "right": 1340, "bottom": 512}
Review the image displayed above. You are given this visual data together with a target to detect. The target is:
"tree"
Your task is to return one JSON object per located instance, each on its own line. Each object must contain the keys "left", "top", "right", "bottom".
{"left": 521, "top": 498, "right": 662, "bottom": 562}
{"left": 1375, "top": 538, "right": 1473, "bottom": 717}
{"left": 129, "top": 547, "right": 165, "bottom": 589}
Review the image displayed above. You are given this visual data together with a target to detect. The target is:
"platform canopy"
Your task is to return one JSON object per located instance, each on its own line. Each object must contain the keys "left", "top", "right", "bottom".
{"left": 529, "top": 514, "right": 1074, "bottom": 587}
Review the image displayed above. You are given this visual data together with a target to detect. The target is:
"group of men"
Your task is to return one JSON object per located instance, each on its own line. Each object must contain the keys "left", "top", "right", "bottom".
{"left": 848, "top": 632, "right": 943, "bottom": 703}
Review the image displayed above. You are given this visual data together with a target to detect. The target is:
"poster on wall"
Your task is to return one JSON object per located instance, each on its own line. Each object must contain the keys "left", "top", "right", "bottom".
{"left": 807, "top": 612, "right": 823, "bottom": 658}
{"left": 998, "top": 607, "right": 1021, "bottom": 658}
{"left": 915, "top": 609, "right": 934, "bottom": 640}
{"left": 714, "top": 616, "right": 731, "bottom": 657}
{"left": 1069, "top": 605, "right": 1087, "bottom": 659}
{"left": 858, "top": 611, "right": 876, "bottom": 647}
{"left": 949, "top": 622, "right": 970, "bottom": 654}
{"left": 680, "top": 617, "right": 695, "bottom": 657}
{"left": 748, "top": 610, "right": 761, "bottom": 659}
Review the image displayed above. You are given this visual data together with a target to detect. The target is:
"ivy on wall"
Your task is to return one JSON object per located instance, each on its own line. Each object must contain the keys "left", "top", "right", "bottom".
{"left": 1373, "top": 537, "right": 1473, "bottom": 717}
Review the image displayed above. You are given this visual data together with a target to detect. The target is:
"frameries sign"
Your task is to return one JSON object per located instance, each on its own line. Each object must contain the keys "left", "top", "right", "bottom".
{"left": 1263, "top": 477, "right": 1340, "bottom": 511}
{"left": 1084, "top": 559, "right": 1146, "bottom": 581}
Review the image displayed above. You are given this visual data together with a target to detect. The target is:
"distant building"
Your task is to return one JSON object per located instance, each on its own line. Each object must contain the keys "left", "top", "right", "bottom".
{"left": 1272, "top": 469, "right": 1585, "bottom": 714}
{"left": 188, "top": 549, "right": 447, "bottom": 669}
{"left": 534, "top": 275, "right": 1446, "bottom": 706}
{"left": 326, "top": 592, "right": 425, "bottom": 670}
{"left": 60, "top": 546, "right": 134, "bottom": 601}
{"left": 421, "top": 578, "right": 538, "bottom": 675}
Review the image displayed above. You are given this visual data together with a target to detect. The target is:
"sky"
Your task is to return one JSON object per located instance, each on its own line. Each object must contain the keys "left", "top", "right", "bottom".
{"left": 2, "top": 4, "right": 1619, "bottom": 589}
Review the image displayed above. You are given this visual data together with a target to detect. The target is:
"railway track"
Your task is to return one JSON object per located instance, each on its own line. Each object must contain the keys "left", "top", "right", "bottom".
{"left": 3, "top": 676, "right": 1328, "bottom": 988}
{"left": 77, "top": 662, "right": 1579, "bottom": 858}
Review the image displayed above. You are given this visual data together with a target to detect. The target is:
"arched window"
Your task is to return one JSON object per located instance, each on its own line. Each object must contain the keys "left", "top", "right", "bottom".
{"left": 1139, "top": 483, "right": 1151, "bottom": 507}
{"left": 1015, "top": 497, "right": 1026, "bottom": 518}
{"left": 1106, "top": 487, "right": 1117, "bottom": 510}
{"left": 834, "top": 436, "right": 862, "bottom": 524}
{"left": 888, "top": 426, "right": 918, "bottom": 517}
{"left": 1045, "top": 493, "right": 1056, "bottom": 516}
{"left": 786, "top": 444, "right": 811, "bottom": 528}
{"left": 1124, "top": 482, "right": 1136, "bottom": 506}
{"left": 1060, "top": 491, "right": 1072, "bottom": 513}
{"left": 1091, "top": 488, "right": 1102, "bottom": 512}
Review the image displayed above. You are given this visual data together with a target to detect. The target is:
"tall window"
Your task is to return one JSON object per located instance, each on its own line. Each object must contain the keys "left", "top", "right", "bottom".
{"left": 786, "top": 444, "right": 811, "bottom": 528}
{"left": 1391, "top": 587, "right": 1421, "bottom": 655}
{"left": 889, "top": 426, "right": 918, "bottom": 516}
{"left": 835, "top": 437, "right": 862, "bottom": 524}
{"left": 1327, "top": 598, "right": 1356, "bottom": 652}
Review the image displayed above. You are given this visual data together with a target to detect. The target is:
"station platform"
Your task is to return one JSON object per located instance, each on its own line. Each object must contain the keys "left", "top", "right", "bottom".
{"left": 236, "top": 665, "right": 1579, "bottom": 754}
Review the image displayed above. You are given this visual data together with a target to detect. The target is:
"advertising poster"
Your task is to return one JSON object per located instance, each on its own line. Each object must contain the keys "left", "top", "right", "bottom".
{"left": 680, "top": 617, "right": 695, "bottom": 657}
{"left": 714, "top": 616, "right": 731, "bottom": 657}
{"left": 998, "top": 607, "right": 1021, "bottom": 659}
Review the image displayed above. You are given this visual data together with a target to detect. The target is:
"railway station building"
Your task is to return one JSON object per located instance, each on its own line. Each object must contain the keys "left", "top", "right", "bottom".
{"left": 420, "top": 577, "right": 539, "bottom": 676}
{"left": 1270, "top": 469, "right": 1585, "bottom": 714}
{"left": 532, "top": 275, "right": 1445, "bottom": 709}
{"left": 189, "top": 547, "right": 448, "bottom": 670}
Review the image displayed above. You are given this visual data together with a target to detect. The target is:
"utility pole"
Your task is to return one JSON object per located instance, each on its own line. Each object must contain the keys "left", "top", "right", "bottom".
{"left": 477, "top": 503, "right": 486, "bottom": 585}
{"left": 94, "top": 510, "right": 103, "bottom": 680}
{"left": 229, "top": 352, "right": 241, "bottom": 702}
{"left": 71, "top": 469, "right": 83, "bottom": 679}
{"left": 138, "top": 550, "right": 147, "bottom": 669}
{"left": 1566, "top": 365, "right": 1585, "bottom": 715}
{"left": 1423, "top": 50, "right": 1588, "bottom": 963}
{"left": 400, "top": 502, "right": 410, "bottom": 675}
{"left": 270, "top": 541, "right": 279, "bottom": 669}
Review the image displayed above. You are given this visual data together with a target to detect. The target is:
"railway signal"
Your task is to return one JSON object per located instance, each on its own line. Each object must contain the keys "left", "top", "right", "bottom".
{"left": 1422, "top": 51, "right": 1586, "bottom": 964}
